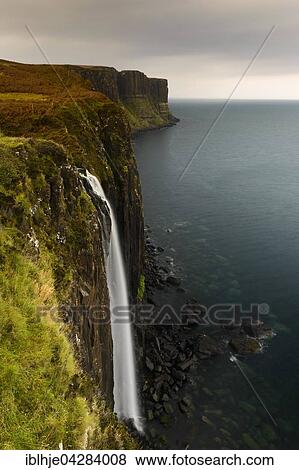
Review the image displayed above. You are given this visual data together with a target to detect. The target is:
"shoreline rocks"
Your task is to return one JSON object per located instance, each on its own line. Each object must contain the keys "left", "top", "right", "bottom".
{"left": 140, "top": 226, "right": 275, "bottom": 448}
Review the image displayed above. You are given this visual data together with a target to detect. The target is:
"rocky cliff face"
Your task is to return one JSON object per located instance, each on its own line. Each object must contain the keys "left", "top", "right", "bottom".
{"left": 72, "top": 65, "right": 178, "bottom": 132}
{"left": 0, "top": 60, "right": 144, "bottom": 411}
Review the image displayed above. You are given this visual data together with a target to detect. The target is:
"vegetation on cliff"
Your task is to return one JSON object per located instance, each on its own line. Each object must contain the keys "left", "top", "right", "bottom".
{"left": 71, "top": 65, "right": 177, "bottom": 132}
{"left": 0, "top": 60, "right": 143, "bottom": 449}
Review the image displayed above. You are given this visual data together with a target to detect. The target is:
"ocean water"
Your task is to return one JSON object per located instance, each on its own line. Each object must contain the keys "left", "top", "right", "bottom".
{"left": 134, "top": 100, "right": 299, "bottom": 449}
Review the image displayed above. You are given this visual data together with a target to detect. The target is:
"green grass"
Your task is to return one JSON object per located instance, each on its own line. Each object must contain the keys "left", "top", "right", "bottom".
{"left": 0, "top": 229, "right": 90, "bottom": 449}
{"left": 0, "top": 229, "right": 139, "bottom": 450}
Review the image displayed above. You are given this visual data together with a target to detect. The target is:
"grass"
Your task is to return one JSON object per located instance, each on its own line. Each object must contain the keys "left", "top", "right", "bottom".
{"left": 0, "top": 228, "right": 139, "bottom": 449}
{"left": 0, "top": 61, "right": 141, "bottom": 449}
{"left": 0, "top": 93, "right": 47, "bottom": 101}
{"left": 0, "top": 229, "right": 90, "bottom": 449}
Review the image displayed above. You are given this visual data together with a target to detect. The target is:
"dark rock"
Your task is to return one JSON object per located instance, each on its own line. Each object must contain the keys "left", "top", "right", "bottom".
{"left": 178, "top": 352, "right": 186, "bottom": 362}
{"left": 182, "top": 396, "right": 192, "bottom": 408}
{"left": 242, "top": 320, "right": 274, "bottom": 339}
{"left": 172, "top": 368, "right": 186, "bottom": 381}
{"left": 178, "top": 357, "right": 195, "bottom": 371}
{"left": 198, "top": 335, "right": 224, "bottom": 356}
{"left": 159, "top": 265, "right": 169, "bottom": 274}
{"left": 166, "top": 275, "right": 181, "bottom": 286}
{"left": 163, "top": 402, "right": 174, "bottom": 414}
{"left": 177, "top": 286, "right": 186, "bottom": 293}
{"left": 178, "top": 401, "right": 189, "bottom": 414}
{"left": 145, "top": 356, "right": 155, "bottom": 371}
{"left": 230, "top": 336, "right": 262, "bottom": 354}
{"left": 202, "top": 416, "right": 215, "bottom": 427}
{"left": 147, "top": 297, "right": 156, "bottom": 305}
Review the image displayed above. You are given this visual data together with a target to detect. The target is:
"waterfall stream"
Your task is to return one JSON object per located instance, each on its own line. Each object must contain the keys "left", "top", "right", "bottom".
{"left": 83, "top": 171, "right": 143, "bottom": 433}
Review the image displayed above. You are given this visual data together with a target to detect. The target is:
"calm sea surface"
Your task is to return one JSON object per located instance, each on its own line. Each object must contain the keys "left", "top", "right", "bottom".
{"left": 134, "top": 100, "right": 299, "bottom": 449}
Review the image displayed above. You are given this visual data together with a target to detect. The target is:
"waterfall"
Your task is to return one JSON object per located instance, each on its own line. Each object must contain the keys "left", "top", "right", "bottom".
{"left": 83, "top": 171, "right": 143, "bottom": 433}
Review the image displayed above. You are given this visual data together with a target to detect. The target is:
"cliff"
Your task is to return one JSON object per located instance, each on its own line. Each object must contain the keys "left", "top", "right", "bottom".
{"left": 71, "top": 65, "right": 178, "bottom": 132}
{"left": 0, "top": 59, "right": 143, "bottom": 448}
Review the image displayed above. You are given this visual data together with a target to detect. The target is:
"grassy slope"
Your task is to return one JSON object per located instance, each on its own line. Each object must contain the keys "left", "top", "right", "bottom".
{"left": 0, "top": 61, "right": 139, "bottom": 449}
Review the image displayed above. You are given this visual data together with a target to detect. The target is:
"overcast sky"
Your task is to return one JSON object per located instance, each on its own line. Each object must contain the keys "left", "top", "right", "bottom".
{"left": 1, "top": 0, "right": 299, "bottom": 98}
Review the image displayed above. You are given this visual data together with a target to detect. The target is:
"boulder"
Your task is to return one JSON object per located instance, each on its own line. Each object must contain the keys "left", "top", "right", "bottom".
{"left": 230, "top": 336, "right": 262, "bottom": 354}
{"left": 166, "top": 275, "right": 181, "bottom": 286}
{"left": 178, "top": 357, "right": 195, "bottom": 371}
{"left": 145, "top": 356, "right": 155, "bottom": 371}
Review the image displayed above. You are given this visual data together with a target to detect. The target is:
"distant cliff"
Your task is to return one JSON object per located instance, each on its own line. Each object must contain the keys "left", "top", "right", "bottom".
{"left": 71, "top": 65, "right": 178, "bottom": 132}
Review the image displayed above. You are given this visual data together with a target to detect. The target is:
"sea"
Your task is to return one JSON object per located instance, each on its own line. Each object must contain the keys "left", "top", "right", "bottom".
{"left": 134, "top": 100, "right": 299, "bottom": 449}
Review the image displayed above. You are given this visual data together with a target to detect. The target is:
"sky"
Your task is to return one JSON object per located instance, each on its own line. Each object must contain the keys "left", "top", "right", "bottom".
{"left": 0, "top": 0, "right": 299, "bottom": 98}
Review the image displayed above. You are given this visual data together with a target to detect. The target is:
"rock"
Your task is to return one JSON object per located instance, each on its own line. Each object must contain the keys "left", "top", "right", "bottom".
{"left": 214, "top": 437, "right": 223, "bottom": 446}
{"left": 145, "top": 356, "right": 155, "bottom": 371}
{"left": 159, "top": 265, "right": 169, "bottom": 274}
{"left": 148, "top": 428, "right": 157, "bottom": 439}
{"left": 178, "top": 352, "right": 186, "bottom": 362}
{"left": 198, "top": 335, "right": 224, "bottom": 356}
{"left": 178, "top": 401, "right": 189, "bottom": 414}
{"left": 230, "top": 336, "right": 262, "bottom": 354}
{"left": 172, "top": 368, "right": 186, "bottom": 382}
{"left": 79, "top": 287, "right": 89, "bottom": 298}
{"left": 163, "top": 402, "right": 174, "bottom": 414}
{"left": 147, "top": 410, "right": 154, "bottom": 421}
{"left": 202, "top": 387, "right": 213, "bottom": 397}
{"left": 182, "top": 396, "right": 193, "bottom": 408}
{"left": 166, "top": 275, "right": 181, "bottom": 286}
{"left": 239, "top": 401, "right": 256, "bottom": 414}
{"left": 219, "top": 428, "right": 231, "bottom": 437}
{"left": 242, "top": 433, "right": 259, "bottom": 450}
{"left": 202, "top": 416, "right": 214, "bottom": 427}
{"left": 204, "top": 409, "right": 223, "bottom": 416}
{"left": 242, "top": 320, "right": 274, "bottom": 339}
{"left": 160, "top": 415, "right": 171, "bottom": 426}
{"left": 262, "top": 424, "right": 277, "bottom": 442}
{"left": 161, "top": 393, "right": 169, "bottom": 402}
{"left": 177, "top": 287, "right": 186, "bottom": 293}
{"left": 178, "top": 357, "right": 195, "bottom": 371}
{"left": 214, "top": 389, "right": 228, "bottom": 398}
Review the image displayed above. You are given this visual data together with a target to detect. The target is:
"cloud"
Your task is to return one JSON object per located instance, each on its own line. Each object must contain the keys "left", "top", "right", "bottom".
{"left": 0, "top": 0, "right": 298, "bottom": 97}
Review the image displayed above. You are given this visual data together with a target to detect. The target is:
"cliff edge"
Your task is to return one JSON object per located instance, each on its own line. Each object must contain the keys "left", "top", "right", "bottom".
{"left": 71, "top": 65, "right": 178, "bottom": 132}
